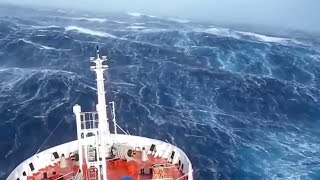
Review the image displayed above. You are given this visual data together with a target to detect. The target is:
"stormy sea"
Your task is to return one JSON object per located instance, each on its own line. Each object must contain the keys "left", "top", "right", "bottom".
{"left": 1, "top": 4, "right": 320, "bottom": 180}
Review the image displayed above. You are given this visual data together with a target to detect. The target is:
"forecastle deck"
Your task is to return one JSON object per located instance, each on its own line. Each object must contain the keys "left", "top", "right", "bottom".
{"left": 26, "top": 152, "right": 185, "bottom": 180}
{"left": 7, "top": 134, "right": 193, "bottom": 180}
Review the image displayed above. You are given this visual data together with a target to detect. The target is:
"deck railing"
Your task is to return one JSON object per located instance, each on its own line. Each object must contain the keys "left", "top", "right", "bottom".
{"left": 52, "top": 171, "right": 74, "bottom": 180}
{"left": 176, "top": 173, "right": 188, "bottom": 180}
{"left": 144, "top": 178, "right": 173, "bottom": 180}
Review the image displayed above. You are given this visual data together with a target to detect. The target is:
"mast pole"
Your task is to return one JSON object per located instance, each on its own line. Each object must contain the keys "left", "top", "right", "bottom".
{"left": 90, "top": 46, "right": 109, "bottom": 179}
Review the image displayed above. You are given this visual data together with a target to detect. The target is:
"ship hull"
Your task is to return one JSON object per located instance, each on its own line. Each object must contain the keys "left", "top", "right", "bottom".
{"left": 7, "top": 134, "right": 193, "bottom": 180}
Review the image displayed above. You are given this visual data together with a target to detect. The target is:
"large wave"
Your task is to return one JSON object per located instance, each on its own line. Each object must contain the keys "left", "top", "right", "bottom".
{"left": 1, "top": 5, "right": 320, "bottom": 180}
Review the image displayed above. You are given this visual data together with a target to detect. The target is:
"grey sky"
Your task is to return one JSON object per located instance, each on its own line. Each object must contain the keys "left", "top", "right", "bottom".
{"left": 2, "top": 0, "right": 320, "bottom": 33}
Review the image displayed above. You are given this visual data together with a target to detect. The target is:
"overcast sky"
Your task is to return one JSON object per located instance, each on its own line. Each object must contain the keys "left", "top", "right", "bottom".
{"left": 2, "top": 0, "right": 320, "bottom": 33}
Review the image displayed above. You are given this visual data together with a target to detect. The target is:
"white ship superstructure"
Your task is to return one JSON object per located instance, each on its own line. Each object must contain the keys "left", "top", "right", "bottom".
{"left": 7, "top": 47, "right": 194, "bottom": 180}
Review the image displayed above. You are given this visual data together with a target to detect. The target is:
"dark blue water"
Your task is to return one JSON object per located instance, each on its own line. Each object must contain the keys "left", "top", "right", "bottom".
{"left": 1, "top": 5, "right": 320, "bottom": 180}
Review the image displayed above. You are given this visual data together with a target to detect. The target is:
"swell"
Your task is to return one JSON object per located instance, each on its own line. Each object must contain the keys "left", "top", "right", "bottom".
{"left": 1, "top": 8, "right": 320, "bottom": 180}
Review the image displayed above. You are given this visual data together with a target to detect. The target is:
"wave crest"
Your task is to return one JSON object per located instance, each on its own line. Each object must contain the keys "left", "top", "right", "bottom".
{"left": 65, "top": 26, "right": 116, "bottom": 38}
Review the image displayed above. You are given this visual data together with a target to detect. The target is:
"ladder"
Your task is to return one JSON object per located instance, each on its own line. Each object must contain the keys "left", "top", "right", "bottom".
{"left": 87, "top": 167, "right": 98, "bottom": 180}
{"left": 88, "top": 147, "right": 96, "bottom": 162}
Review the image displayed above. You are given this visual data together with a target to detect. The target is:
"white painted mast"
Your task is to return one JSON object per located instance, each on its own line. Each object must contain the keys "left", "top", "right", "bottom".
{"left": 73, "top": 46, "right": 110, "bottom": 180}
{"left": 91, "top": 46, "right": 110, "bottom": 135}
{"left": 90, "top": 46, "right": 110, "bottom": 179}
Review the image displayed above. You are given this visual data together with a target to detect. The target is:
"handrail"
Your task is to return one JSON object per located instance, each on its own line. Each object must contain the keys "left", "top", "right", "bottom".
{"left": 176, "top": 173, "right": 188, "bottom": 180}
{"left": 152, "top": 163, "right": 175, "bottom": 167}
{"left": 116, "top": 124, "right": 128, "bottom": 135}
{"left": 52, "top": 171, "right": 74, "bottom": 180}
{"left": 106, "top": 157, "right": 120, "bottom": 161}
{"left": 73, "top": 170, "right": 81, "bottom": 180}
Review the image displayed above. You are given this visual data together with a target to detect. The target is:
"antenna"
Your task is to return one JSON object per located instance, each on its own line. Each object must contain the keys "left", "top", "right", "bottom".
{"left": 96, "top": 45, "right": 100, "bottom": 58}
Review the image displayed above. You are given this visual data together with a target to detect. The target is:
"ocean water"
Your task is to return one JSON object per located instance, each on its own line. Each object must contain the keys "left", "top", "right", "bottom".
{"left": 1, "top": 5, "right": 320, "bottom": 180}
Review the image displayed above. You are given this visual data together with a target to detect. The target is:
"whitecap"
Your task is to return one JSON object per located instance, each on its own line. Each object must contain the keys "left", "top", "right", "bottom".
{"left": 197, "top": 26, "right": 304, "bottom": 45}
{"left": 113, "top": 21, "right": 126, "bottom": 24}
{"left": 65, "top": 17, "right": 107, "bottom": 23}
{"left": 20, "top": 39, "right": 56, "bottom": 50}
{"left": 236, "top": 31, "right": 288, "bottom": 43}
{"left": 148, "top": 15, "right": 157, "bottom": 18}
{"left": 195, "top": 27, "right": 236, "bottom": 38}
{"left": 167, "top": 18, "right": 190, "bottom": 23}
{"left": 127, "top": 12, "right": 143, "bottom": 17}
{"left": 30, "top": 25, "right": 60, "bottom": 29}
{"left": 133, "top": 23, "right": 145, "bottom": 25}
{"left": 65, "top": 26, "right": 116, "bottom": 38}
{"left": 57, "top": 9, "right": 66, "bottom": 13}
{"left": 127, "top": 12, "right": 157, "bottom": 18}
{"left": 126, "top": 26, "right": 146, "bottom": 29}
